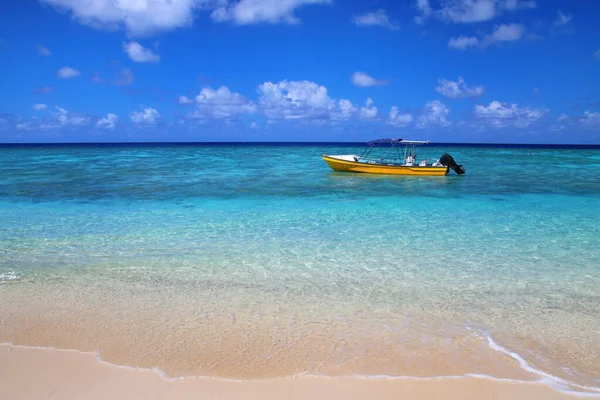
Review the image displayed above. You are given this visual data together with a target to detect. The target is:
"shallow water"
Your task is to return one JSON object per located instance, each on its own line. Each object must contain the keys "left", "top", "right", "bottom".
{"left": 1, "top": 144, "right": 599, "bottom": 394}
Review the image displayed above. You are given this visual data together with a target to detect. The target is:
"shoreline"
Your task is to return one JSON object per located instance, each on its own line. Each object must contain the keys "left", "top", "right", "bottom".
{"left": 2, "top": 343, "right": 599, "bottom": 399}
{"left": 0, "top": 344, "right": 588, "bottom": 400}
{"left": 2, "top": 278, "right": 599, "bottom": 393}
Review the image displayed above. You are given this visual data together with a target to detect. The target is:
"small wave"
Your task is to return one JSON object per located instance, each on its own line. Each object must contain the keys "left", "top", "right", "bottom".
{"left": 0, "top": 271, "right": 21, "bottom": 283}
{"left": 2, "top": 340, "right": 599, "bottom": 397}
{"left": 467, "top": 329, "right": 600, "bottom": 397}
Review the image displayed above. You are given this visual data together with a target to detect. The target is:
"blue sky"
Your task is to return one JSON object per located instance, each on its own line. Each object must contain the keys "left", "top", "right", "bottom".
{"left": 0, "top": 0, "right": 599, "bottom": 143}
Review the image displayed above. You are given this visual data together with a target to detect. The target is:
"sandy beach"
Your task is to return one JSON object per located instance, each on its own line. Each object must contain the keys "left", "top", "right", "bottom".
{"left": 0, "top": 344, "right": 580, "bottom": 400}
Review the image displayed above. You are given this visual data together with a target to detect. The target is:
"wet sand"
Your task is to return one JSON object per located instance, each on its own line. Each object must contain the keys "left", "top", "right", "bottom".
{"left": 0, "top": 344, "right": 579, "bottom": 400}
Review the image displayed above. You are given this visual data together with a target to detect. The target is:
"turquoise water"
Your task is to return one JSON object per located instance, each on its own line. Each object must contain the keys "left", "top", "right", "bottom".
{"left": 1, "top": 144, "right": 599, "bottom": 393}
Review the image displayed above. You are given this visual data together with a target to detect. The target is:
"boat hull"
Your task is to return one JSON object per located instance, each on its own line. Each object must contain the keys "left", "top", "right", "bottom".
{"left": 322, "top": 155, "right": 449, "bottom": 176}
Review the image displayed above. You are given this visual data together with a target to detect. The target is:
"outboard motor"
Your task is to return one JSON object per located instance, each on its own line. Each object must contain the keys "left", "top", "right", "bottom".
{"left": 439, "top": 153, "right": 465, "bottom": 175}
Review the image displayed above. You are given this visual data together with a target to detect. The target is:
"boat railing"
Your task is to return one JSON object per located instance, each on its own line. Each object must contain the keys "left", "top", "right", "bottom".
{"left": 357, "top": 156, "right": 433, "bottom": 166}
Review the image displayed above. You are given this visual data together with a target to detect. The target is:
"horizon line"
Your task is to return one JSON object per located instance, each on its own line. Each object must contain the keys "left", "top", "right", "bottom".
{"left": 1, "top": 141, "right": 600, "bottom": 147}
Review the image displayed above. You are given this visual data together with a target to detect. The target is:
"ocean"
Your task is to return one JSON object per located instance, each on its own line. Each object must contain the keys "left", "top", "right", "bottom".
{"left": 1, "top": 143, "right": 599, "bottom": 395}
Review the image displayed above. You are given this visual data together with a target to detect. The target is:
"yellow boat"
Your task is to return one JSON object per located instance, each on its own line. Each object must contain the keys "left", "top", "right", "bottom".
{"left": 322, "top": 138, "right": 465, "bottom": 176}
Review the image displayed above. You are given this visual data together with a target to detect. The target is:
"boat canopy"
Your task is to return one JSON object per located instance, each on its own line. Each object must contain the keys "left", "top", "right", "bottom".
{"left": 366, "top": 138, "right": 429, "bottom": 145}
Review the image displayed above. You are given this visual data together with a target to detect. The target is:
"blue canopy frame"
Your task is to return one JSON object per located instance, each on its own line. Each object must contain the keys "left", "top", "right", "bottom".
{"left": 360, "top": 138, "right": 430, "bottom": 162}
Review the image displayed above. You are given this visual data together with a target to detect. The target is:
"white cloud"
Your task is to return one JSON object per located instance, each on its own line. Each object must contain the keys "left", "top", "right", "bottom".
{"left": 417, "top": 100, "right": 451, "bottom": 128}
{"left": 474, "top": 100, "right": 547, "bottom": 128}
{"left": 594, "top": 49, "right": 600, "bottom": 60}
{"left": 333, "top": 99, "right": 357, "bottom": 122}
{"left": 434, "top": 0, "right": 535, "bottom": 24}
{"left": 554, "top": 10, "right": 572, "bottom": 26}
{"left": 250, "top": 122, "right": 259, "bottom": 129}
{"left": 580, "top": 111, "right": 600, "bottom": 128}
{"left": 436, "top": 77, "right": 484, "bottom": 99}
{"left": 359, "top": 98, "right": 378, "bottom": 120}
{"left": 57, "top": 66, "right": 81, "bottom": 78}
{"left": 131, "top": 108, "right": 160, "bottom": 125}
{"left": 415, "top": 0, "right": 432, "bottom": 23}
{"left": 351, "top": 9, "right": 399, "bottom": 30}
{"left": 92, "top": 73, "right": 104, "bottom": 83}
{"left": 351, "top": 72, "right": 387, "bottom": 88}
{"left": 97, "top": 113, "right": 118, "bottom": 129}
{"left": 554, "top": 111, "right": 599, "bottom": 130}
{"left": 485, "top": 23, "right": 524, "bottom": 43}
{"left": 178, "top": 95, "right": 194, "bottom": 105}
{"left": 33, "top": 104, "right": 48, "bottom": 111}
{"left": 211, "top": 0, "right": 332, "bottom": 25}
{"left": 258, "top": 80, "right": 353, "bottom": 123}
{"left": 192, "top": 86, "right": 256, "bottom": 119}
{"left": 449, "top": 23, "right": 525, "bottom": 50}
{"left": 438, "top": 0, "right": 497, "bottom": 23}
{"left": 112, "top": 68, "right": 134, "bottom": 86}
{"left": 16, "top": 121, "right": 38, "bottom": 131}
{"left": 123, "top": 41, "right": 160, "bottom": 63}
{"left": 448, "top": 35, "right": 480, "bottom": 50}
{"left": 36, "top": 45, "right": 51, "bottom": 56}
{"left": 389, "top": 106, "right": 413, "bottom": 127}
{"left": 53, "top": 106, "right": 91, "bottom": 126}
{"left": 40, "top": 0, "right": 203, "bottom": 37}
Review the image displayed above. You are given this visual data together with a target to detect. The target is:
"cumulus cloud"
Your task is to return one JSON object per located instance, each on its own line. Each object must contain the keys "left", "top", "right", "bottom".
{"left": 389, "top": 106, "right": 413, "bottom": 127}
{"left": 359, "top": 98, "right": 378, "bottom": 120}
{"left": 332, "top": 99, "right": 357, "bottom": 122}
{"left": 211, "top": 0, "right": 331, "bottom": 25}
{"left": 553, "top": 111, "right": 599, "bottom": 131}
{"left": 449, "top": 23, "right": 525, "bottom": 50}
{"left": 191, "top": 86, "right": 256, "bottom": 119}
{"left": 258, "top": 80, "right": 354, "bottom": 123}
{"left": 33, "top": 104, "right": 48, "bottom": 111}
{"left": 16, "top": 121, "right": 38, "bottom": 131}
{"left": 438, "top": 0, "right": 497, "bottom": 23}
{"left": 436, "top": 77, "right": 484, "bottom": 99}
{"left": 474, "top": 100, "right": 547, "bottom": 127}
{"left": 554, "top": 10, "right": 572, "bottom": 26}
{"left": 351, "top": 72, "right": 387, "bottom": 88}
{"left": 418, "top": 100, "right": 451, "bottom": 128}
{"left": 112, "top": 68, "right": 134, "bottom": 86}
{"left": 123, "top": 41, "right": 160, "bottom": 63}
{"left": 485, "top": 23, "right": 524, "bottom": 43}
{"left": 57, "top": 66, "right": 81, "bottom": 78}
{"left": 418, "top": 0, "right": 536, "bottom": 24}
{"left": 178, "top": 95, "right": 194, "bottom": 105}
{"left": 415, "top": 0, "right": 432, "bottom": 23}
{"left": 580, "top": 111, "right": 600, "bottom": 128}
{"left": 53, "top": 106, "right": 91, "bottom": 126}
{"left": 97, "top": 113, "right": 118, "bottom": 129}
{"left": 351, "top": 9, "right": 399, "bottom": 30}
{"left": 448, "top": 35, "right": 480, "bottom": 50}
{"left": 36, "top": 45, "right": 52, "bottom": 56}
{"left": 40, "top": 0, "right": 203, "bottom": 37}
{"left": 131, "top": 108, "right": 160, "bottom": 125}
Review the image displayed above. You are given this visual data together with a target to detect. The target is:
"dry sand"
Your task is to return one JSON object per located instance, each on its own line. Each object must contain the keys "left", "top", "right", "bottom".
{"left": 0, "top": 344, "right": 580, "bottom": 400}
